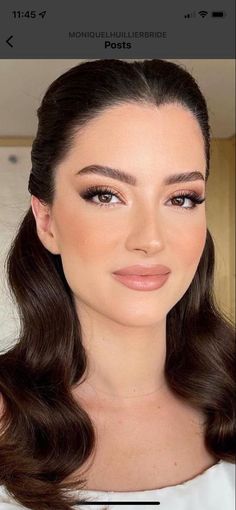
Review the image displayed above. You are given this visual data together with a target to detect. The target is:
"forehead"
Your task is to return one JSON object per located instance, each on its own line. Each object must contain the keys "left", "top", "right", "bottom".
{"left": 77, "top": 101, "right": 204, "bottom": 141}
{"left": 60, "top": 101, "right": 206, "bottom": 180}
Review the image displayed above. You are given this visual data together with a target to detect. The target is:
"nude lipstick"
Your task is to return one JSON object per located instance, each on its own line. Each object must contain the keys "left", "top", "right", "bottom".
{"left": 112, "top": 264, "right": 171, "bottom": 291}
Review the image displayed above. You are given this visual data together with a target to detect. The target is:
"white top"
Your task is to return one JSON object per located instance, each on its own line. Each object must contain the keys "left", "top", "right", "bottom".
{"left": 0, "top": 460, "right": 234, "bottom": 509}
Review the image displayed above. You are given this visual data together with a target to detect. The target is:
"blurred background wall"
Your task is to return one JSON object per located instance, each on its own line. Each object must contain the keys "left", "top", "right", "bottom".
{"left": 207, "top": 136, "right": 235, "bottom": 323}
{"left": 0, "top": 59, "right": 235, "bottom": 351}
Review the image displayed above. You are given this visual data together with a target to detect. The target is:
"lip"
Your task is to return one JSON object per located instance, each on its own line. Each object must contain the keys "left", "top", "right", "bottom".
{"left": 113, "top": 264, "right": 171, "bottom": 276}
{"left": 112, "top": 273, "right": 170, "bottom": 291}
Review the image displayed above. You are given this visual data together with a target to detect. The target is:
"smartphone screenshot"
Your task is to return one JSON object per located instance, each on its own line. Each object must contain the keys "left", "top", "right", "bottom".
{"left": 0, "top": 2, "right": 235, "bottom": 510}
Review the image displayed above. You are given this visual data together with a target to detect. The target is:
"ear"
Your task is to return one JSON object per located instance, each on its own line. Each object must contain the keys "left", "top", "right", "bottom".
{"left": 31, "top": 195, "right": 60, "bottom": 255}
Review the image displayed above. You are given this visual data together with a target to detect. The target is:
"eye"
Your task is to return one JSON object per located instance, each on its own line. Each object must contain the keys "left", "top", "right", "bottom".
{"left": 167, "top": 191, "right": 205, "bottom": 210}
{"left": 80, "top": 186, "right": 123, "bottom": 207}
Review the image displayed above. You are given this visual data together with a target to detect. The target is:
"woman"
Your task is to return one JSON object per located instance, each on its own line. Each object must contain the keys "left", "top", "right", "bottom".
{"left": 0, "top": 59, "right": 235, "bottom": 510}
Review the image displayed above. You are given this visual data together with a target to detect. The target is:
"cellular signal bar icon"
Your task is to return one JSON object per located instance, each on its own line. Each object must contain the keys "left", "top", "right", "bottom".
{"left": 184, "top": 11, "right": 196, "bottom": 18}
{"left": 198, "top": 10, "right": 208, "bottom": 17}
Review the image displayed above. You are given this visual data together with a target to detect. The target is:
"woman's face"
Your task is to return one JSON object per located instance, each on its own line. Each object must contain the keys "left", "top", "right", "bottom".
{"left": 39, "top": 102, "right": 207, "bottom": 326}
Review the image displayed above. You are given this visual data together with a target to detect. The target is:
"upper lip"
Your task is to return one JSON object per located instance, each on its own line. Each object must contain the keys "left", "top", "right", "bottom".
{"left": 113, "top": 264, "right": 171, "bottom": 276}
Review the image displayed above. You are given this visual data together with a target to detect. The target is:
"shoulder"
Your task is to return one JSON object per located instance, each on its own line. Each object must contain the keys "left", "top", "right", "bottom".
{"left": 219, "top": 460, "right": 236, "bottom": 485}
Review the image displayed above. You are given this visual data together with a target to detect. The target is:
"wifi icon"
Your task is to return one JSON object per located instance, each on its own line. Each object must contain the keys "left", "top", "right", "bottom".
{"left": 198, "top": 10, "right": 208, "bottom": 17}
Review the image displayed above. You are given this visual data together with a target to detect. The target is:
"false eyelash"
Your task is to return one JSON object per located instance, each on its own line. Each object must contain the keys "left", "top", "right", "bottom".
{"left": 81, "top": 186, "right": 123, "bottom": 204}
{"left": 80, "top": 185, "right": 206, "bottom": 210}
{"left": 171, "top": 191, "right": 206, "bottom": 208}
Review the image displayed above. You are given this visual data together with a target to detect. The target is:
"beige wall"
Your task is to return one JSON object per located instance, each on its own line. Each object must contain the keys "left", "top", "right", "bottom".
{"left": 0, "top": 138, "right": 33, "bottom": 146}
{"left": 0, "top": 136, "right": 235, "bottom": 324}
{"left": 206, "top": 136, "right": 235, "bottom": 324}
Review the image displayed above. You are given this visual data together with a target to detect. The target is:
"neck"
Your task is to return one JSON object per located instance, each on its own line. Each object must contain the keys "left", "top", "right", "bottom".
{"left": 74, "top": 302, "right": 168, "bottom": 407}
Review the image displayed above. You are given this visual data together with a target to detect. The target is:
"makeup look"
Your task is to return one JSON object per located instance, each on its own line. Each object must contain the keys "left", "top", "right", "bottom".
{"left": 31, "top": 102, "right": 207, "bottom": 403}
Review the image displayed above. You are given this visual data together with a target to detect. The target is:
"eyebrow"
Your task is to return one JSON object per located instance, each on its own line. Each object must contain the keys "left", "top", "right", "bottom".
{"left": 75, "top": 165, "right": 205, "bottom": 186}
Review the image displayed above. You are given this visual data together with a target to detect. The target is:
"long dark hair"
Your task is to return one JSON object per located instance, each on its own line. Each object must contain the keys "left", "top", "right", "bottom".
{"left": 0, "top": 59, "right": 235, "bottom": 510}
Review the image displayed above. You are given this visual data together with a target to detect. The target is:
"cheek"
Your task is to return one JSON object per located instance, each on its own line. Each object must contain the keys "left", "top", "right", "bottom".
{"left": 174, "top": 222, "right": 207, "bottom": 268}
{"left": 57, "top": 211, "right": 112, "bottom": 263}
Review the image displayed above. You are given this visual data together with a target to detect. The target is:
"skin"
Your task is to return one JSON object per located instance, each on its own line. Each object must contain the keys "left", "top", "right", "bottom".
{"left": 31, "top": 102, "right": 207, "bottom": 411}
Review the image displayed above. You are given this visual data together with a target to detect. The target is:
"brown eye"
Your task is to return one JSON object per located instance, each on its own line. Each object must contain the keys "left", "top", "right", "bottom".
{"left": 80, "top": 186, "right": 123, "bottom": 207}
{"left": 168, "top": 192, "right": 205, "bottom": 210}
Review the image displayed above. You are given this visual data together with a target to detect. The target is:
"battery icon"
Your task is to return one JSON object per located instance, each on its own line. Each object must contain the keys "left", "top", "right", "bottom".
{"left": 211, "top": 11, "right": 226, "bottom": 18}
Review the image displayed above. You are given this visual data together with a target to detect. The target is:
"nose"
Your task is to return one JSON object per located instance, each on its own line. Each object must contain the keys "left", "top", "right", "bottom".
{"left": 125, "top": 205, "right": 165, "bottom": 256}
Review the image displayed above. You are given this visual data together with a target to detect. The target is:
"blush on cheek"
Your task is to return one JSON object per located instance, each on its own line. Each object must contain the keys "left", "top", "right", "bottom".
{"left": 181, "top": 226, "right": 207, "bottom": 268}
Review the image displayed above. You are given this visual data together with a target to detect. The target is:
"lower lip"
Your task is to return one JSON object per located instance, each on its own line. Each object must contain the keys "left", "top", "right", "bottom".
{"left": 112, "top": 273, "right": 170, "bottom": 291}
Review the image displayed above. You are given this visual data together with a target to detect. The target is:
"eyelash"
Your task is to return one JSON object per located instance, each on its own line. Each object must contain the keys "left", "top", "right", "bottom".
{"left": 80, "top": 186, "right": 206, "bottom": 211}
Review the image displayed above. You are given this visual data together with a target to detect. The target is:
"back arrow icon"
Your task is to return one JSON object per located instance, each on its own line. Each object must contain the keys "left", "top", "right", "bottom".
{"left": 6, "top": 36, "right": 13, "bottom": 47}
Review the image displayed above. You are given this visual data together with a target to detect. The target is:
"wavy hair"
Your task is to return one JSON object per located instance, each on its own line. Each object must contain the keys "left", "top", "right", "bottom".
{"left": 0, "top": 59, "right": 235, "bottom": 510}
